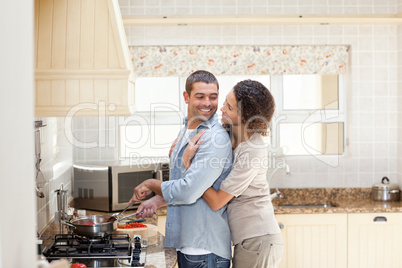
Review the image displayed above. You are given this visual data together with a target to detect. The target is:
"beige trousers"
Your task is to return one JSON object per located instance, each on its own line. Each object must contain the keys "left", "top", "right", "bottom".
{"left": 232, "top": 233, "right": 284, "bottom": 268}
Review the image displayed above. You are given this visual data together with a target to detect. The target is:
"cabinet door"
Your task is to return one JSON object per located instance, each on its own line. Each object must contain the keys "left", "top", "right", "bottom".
{"left": 157, "top": 215, "right": 166, "bottom": 236}
{"left": 275, "top": 213, "right": 347, "bottom": 268}
{"left": 348, "top": 213, "right": 402, "bottom": 268}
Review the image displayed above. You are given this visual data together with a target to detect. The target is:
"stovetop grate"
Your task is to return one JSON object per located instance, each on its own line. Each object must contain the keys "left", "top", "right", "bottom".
{"left": 43, "top": 233, "right": 132, "bottom": 259}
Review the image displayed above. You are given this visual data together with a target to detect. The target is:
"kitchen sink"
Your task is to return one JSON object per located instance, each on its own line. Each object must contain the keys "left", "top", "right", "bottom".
{"left": 275, "top": 201, "right": 338, "bottom": 209}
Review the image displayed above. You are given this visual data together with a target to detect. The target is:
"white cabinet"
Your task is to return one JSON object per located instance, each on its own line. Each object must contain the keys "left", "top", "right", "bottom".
{"left": 34, "top": 0, "right": 135, "bottom": 117}
{"left": 348, "top": 213, "right": 402, "bottom": 268}
{"left": 157, "top": 215, "right": 166, "bottom": 236}
{"left": 275, "top": 213, "right": 347, "bottom": 268}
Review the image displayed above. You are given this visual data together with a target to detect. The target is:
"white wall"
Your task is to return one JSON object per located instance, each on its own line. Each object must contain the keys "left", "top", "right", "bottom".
{"left": 0, "top": 0, "right": 37, "bottom": 267}
{"left": 397, "top": 24, "right": 402, "bottom": 186}
{"left": 35, "top": 117, "right": 73, "bottom": 234}
{"left": 118, "top": 0, "right": 400, "bottom": 188}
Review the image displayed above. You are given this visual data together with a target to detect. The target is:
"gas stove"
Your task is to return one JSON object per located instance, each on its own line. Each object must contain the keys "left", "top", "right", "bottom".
{"left": 43, "top": 233, "right": 146, "bottom": 267}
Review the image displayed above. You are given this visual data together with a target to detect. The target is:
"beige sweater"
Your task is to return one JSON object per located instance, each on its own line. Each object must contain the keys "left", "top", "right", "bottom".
{"left": 220, "top": 133, "right": 281, "bottom": 245}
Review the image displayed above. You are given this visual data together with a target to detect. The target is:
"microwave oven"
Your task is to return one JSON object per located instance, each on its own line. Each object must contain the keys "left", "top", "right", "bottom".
{"left": 73, "top": 162, "right": 169, "bottom": 212}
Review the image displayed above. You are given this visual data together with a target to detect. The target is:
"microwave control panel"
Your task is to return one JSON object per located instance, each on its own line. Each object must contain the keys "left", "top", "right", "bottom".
{"left": 161, "top": 163, "right": 170, "bottom": 181}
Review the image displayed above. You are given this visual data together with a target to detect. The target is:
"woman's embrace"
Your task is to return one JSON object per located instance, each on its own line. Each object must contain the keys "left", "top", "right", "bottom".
{"left": 183, "top": 80, "right": 284, "bottom": 268}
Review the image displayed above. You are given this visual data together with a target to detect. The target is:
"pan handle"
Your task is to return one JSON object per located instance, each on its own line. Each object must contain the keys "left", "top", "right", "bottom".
{"left": 61, "top": 221, "right": 77, "bottom": 229}
{"left": 118, "top": 211, "right": 157, "bottom": 222}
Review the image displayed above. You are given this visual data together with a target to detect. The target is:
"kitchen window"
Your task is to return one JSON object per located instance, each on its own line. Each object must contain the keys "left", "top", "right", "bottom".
{"left": 119, "top": 77, "right": 185, "bottom": 160}
{"left": 120, "top": 74, "right": 346, "bottom": 158}
{"left": 271, "top": 74, "right": 346, "bottom": 156}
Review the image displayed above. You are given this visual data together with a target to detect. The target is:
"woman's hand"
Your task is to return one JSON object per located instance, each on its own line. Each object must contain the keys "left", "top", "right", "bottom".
{"left": 182, "top": 130, "right": 205, "bottom": 170}
{"left": 169, "top": 137, "right": 179, "bottom": 158}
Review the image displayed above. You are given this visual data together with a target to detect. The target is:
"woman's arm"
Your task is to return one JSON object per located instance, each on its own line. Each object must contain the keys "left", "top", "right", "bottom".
{"left": 183, "top": 129, "right": 234, "bottom": 210}
{"left": 182, "top": 130, "right": 205, "bottom": 169}
{"left": 202, "top": 187, "right": 234, "bottom": 211}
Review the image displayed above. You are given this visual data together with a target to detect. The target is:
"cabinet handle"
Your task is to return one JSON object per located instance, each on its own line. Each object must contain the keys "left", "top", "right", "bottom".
{"left": 278, "top": 223, "right": 284, "bottom": 229}
{"left": 373, "top": 216, "right": 387, "bottom": 222}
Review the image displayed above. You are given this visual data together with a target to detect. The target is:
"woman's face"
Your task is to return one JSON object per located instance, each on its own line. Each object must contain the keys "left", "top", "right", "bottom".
{"left": 220, "top": 89, "right": 241, "bottom": 126}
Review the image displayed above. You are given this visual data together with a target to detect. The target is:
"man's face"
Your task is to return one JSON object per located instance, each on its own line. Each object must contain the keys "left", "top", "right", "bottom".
{"left": 184, "top": 82, "right": 219, "bottom": 128}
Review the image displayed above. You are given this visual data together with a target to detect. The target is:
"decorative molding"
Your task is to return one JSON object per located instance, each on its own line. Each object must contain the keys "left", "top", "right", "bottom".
{"left": 35, "top": 104, "right": 136, "bottom": 117}
{"left": 130, "top": 45, "right": 349, "bottom": 77}
{"left": 35, "top": 69, "right": 132, "bottom": 80}
{"left": 123, "top": 14, "right": 402, "bottom": 26}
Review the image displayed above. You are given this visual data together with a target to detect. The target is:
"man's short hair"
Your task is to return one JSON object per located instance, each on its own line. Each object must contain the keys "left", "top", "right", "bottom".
{"left": 185, "top": 70, "right": 219, "bottom": 95}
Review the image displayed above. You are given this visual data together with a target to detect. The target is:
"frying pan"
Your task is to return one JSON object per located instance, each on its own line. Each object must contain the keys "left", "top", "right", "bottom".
{"left": 63, "top": 215, "right": 118, "bottom": 237}
{"left": 62, "top": 213, "right": 153, "bottom": 237}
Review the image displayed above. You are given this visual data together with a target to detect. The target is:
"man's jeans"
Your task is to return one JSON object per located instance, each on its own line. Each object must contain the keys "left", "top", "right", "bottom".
{"left": 177, "top": 251, "right": 230, "bottom": 268}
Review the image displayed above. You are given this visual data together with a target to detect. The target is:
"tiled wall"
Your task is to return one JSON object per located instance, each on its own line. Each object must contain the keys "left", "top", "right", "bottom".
{"left": 72, "top": 117, "right": 118, "bottom": 163}
{"left": 120, "top": 1, "right": 400, "bottom": 188}
{"left": 119, "top": 0, "right": 398, "bottom": 15}
{"left": 35, "top": 118, "right": 73, "bottom": 234}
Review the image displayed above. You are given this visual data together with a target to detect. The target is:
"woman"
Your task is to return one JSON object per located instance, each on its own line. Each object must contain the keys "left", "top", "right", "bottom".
{"left": 182, "top": 79, "right": 283, "bottom": 268}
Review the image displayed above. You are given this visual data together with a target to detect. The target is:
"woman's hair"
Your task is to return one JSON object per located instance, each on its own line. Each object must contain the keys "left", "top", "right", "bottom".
{"left": 232, "top": 80, "right": 275, "bottom": 136}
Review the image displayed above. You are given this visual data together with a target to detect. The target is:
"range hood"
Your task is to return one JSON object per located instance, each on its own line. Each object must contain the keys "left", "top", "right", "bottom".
{"left": 34, "top": 0, "right": 135, "bottom": 117}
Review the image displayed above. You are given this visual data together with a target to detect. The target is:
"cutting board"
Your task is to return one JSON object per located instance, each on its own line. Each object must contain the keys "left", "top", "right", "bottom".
{"left": 115, "top": 224, "right": 158, "bottom": 245}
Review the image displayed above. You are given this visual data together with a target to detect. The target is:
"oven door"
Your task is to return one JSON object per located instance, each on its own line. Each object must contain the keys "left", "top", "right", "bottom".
{"left": 111, "top": 165, "right": 160, "bottom": 211}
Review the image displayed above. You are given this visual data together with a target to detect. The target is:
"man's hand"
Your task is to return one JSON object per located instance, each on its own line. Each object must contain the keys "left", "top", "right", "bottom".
{"left": 136, "top": 195, "right": 167, "bottom": 219}
{"left": 129, "top": 180, "right": 153, "bottom": 203}
{"left": 129, "top": 179, "right": 163, "bottom": 203}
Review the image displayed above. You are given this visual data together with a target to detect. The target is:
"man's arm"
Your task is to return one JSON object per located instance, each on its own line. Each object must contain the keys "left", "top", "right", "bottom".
{"left": 131, "top": 130, "right": 232, "bottom": 206}
{"left": 161, "top": 131, "right": 232, "bottom": 205}
{"left": 130, "top": 179, "right": 162, "bottom": 202}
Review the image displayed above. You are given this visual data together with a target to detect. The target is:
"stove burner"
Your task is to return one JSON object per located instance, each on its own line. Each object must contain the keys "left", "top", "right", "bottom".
{"left": 43, "top": 233, "right": 146, "bottom": 267}
{"left": 44, "top": 233, "right": 131, "bottom": 257}
{"left": 58, "top": 247, "right": 77, "bottom": 253}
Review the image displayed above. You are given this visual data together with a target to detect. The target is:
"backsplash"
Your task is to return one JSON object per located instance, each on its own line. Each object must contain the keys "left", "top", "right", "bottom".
{"left": 35, "top": 118, "right": 73, "bottom": 234}
{"left": 72, "top": 117, "right": 118, "bottom": 163}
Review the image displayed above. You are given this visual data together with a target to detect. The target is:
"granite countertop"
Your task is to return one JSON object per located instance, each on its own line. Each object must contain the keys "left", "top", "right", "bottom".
{"left": 40, "top": 208, "right": 177, "bottom": 268}
{"left": 272, "top": 188, "right": 402, "bottom": 214}
{"left": 41, "top": 188, "right": 402, "bottom": 267}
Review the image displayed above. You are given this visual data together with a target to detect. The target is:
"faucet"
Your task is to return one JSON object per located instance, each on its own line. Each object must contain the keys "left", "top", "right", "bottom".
{"left": 267, "top": 148, "right": 291, "bottom": 201}
{"left": 269, "top": 188, "right": 283, "bottom": 201}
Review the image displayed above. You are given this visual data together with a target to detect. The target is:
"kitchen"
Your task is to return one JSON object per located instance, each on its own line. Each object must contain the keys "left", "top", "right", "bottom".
{"left": 2, "top": 0, "right": 402, "bottom": 267}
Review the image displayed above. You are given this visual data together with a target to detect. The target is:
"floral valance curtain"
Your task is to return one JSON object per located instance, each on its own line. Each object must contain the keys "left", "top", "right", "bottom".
{"left": 130, "top": 45, "right": 349, "bottom": 77}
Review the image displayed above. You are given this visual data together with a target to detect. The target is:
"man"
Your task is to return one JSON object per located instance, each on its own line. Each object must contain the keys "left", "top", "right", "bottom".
{"left": 130, "top": 70, "right": 233, "bottom": 267}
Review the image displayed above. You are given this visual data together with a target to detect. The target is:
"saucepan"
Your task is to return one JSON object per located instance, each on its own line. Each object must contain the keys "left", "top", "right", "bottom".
{"left": 371, "top": 177, "right": 400, "bottom": 202}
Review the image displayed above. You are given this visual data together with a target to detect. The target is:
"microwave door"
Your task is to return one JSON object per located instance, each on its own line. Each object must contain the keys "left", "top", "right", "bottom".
{"left": 111, "top": 166, "right": 158, "bottom": 211}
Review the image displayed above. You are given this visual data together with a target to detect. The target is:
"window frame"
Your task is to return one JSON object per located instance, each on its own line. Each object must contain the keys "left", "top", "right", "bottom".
{"left": 270, "top": 74, "right": 347, "bottom": 157}
{"left": 119, "top": 74, "right": 347, "bottom": 159}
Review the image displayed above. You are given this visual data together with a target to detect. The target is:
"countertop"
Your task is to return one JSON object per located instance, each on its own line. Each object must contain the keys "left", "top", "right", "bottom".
{"left": 40, "top": 188, "right": 402, "bottom": 267}
{"left": 40, "top": 209, "right": 177, "bottom": 268}
{"left": 272, "top": 187, "right": 402, "bottom": 214}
